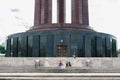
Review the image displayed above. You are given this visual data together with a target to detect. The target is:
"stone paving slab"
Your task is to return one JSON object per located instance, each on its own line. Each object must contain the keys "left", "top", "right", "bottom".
{"left": 0, "top": 73, "right": 120, "bottom": 80}
{"left": 1, "top": 67, "right": 120, "bottom": 73}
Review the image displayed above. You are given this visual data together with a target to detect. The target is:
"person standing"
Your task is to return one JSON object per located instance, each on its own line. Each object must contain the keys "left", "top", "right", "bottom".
{"left": 73, "top": 52, "right": 76, "bottom": 59}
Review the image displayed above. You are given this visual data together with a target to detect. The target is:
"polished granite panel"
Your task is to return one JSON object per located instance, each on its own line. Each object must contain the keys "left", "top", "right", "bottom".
{"left": 46, "top": 35, "right": 54, "bottom": 57}
{"left": 32, "top": 35, "right": 40, "bottom": 57}
{"left": 112, "top": 39, "right": 117, "bottom": 57}
{"left": 6, "top": 30, "right": 117, "bottom": 57}
{"left": 96, "top": 37, "right": 103, "bottom": 57}
{"left": 40, "top": 36, "right": 46, "bottom": 57}
{"left": 12, "top": 37, "right": 18, "bottom": 57}
{"left": 21, "top": 36, "right": 28, "bottom": 57}
{"left": 6, "top": 38, "right": 11, "bottom": 57}
{"left": 85, "top": 35, "right": 91, "bottom": 57}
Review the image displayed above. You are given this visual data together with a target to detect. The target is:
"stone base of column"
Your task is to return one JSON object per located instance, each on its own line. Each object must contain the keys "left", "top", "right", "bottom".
{"left": 30, "top": 24, "right": 94, "bottom": 31}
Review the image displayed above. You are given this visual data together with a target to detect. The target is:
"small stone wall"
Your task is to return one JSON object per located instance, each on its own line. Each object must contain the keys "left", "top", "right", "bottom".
{"left": 0, "top": 57, "right": 120, "bottom": 73}
{"left": 0, "top": 54, "right": 5, "bottom": 57}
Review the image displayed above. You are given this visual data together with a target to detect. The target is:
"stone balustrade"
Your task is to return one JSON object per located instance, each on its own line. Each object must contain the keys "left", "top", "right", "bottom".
{"left": 0, "top": 58, "right": 120, "bottom": 73}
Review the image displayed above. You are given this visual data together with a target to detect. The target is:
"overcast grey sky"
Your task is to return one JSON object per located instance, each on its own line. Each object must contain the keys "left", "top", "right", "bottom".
{"left": 0, "top": 0, "right": 120, "bottom": 49}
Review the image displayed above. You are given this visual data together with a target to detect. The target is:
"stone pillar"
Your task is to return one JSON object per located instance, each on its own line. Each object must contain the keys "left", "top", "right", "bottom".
{"left": 71, "top": 0, "right": 89, "bottom": 25}
{"left": 34, "top": 0, "right": 41, "bottom": 26}
{"left": 33, "top": 0, "right": 90, "bottom": 30}
{"left": 34, "top": 0, "right": 52, "bottom": 25}
{"left": 57, "top": 0, "right": 65, "bottom": 23}
{"left": 47, "top": 0, "right": 52, "bottom": 23}
{"left": 82, "top": 0, "right": 89, "bottom": 25}
{"left": 72, "top": 0, "right": 83, "bottom": 24}
{"left": 41, "top": 0, "right": 52, "bottom": 24}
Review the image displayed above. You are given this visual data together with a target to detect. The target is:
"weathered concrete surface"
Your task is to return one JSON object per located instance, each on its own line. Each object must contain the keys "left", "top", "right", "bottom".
{"left": 1, "top": 73, "right": 120, "bottom": 80}
{"left": 0, "top": 54, "right": 5, "bottom": 57}
{"left": 0, "top": 58, "right": 120, "bottom": 79}
{"left": 0, "top": 58, "right": 120, "bottom": 73}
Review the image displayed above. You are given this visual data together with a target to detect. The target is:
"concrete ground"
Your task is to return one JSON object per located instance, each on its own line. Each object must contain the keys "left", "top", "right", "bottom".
{"left": 0, "top": 73, "right": 120, "bottom": 80}
{"left": 0, "top": 54, "right": 5, "bottom": 57}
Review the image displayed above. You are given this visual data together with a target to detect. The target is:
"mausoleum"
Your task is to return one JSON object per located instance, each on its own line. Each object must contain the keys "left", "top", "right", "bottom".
{"left": 6, "top": 0, "right": 117, "bottom": 57}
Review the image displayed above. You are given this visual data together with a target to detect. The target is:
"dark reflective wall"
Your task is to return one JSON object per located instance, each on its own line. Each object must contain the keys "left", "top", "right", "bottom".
{"left": 21, "top": 36, "right": 28, "bottom": 57}
{"left": 96, "top": 37, "right": 103, "bottom": 57}
{"left": 91, "top": 36, "right": 96, "bottom": 57}
{"left": 6, "top": 38, "right": 11, "bottom": 57}
{"left": 32, "top": 35, "right": 40, "bottom": 57}
{"left": 40, "top": 36, "right": 46, "bottom": 57}
{"left": 6, "top": 30, "right": 118, "bottom": 57}
{"left": 85, "top": 35, "right": 92, "bottom": 57}
{"left": 46, "top": 35, "right": 54, "bottom": 57}
{"left": 112, "top": 39, "right": 117, "bottom": 57}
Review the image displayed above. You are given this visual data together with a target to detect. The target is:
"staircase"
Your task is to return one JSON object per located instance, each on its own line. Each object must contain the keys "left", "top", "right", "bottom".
{"left": 0, "top": 58, "right": 120, "bottom": 79}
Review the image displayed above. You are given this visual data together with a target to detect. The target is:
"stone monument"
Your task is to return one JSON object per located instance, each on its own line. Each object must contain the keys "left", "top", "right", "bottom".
{"left": 6, "top": 0, "right": 117, "bottom": 57}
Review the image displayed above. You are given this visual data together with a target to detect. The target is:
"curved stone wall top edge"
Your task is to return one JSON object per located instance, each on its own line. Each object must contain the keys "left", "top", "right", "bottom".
{"left": 30, "top": 24, "right": 94, "bottom": 31}
{"left": 8, "top": 29, "right": 92, "bottom": 37}
{"left": 8, "top": 29, "right": 116, "bottom": 39}
{"left": 97, "top": 31, "right": 117, "bottom": 39}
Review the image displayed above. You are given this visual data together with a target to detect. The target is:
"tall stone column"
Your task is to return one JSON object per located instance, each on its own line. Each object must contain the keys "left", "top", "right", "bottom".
{"left": 71, "top": 0, "right": 89, "bottom": 25}
{"left": 41, "top": 0, "right": 52, "bottom": 24}
{"left": 72, "top": 0, "right": 83, "bottom": 24}
{"left": 57, "top": 0, "right": 65, "bottom": 23}
{"left": 34, "top": 0, "right": 52, "bottom": 25}
{"left": 82, "top": 0, "right": 89, "bottom": 25}
{"left": 34, "top": 0, "right": 41, "bottom": 26}
{"left": 33, "top": 0, "right": 90, "bottom": 30}
{"left": 47, "top": 0, "right": 52, "bottom": 23}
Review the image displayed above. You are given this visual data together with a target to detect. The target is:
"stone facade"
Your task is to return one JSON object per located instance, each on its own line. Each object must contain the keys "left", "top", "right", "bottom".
{"left": 6, "top": 29, "right": 117, "bottom": 57}
{"left": 6, "top": 0, "right": 118, "bottom": 57}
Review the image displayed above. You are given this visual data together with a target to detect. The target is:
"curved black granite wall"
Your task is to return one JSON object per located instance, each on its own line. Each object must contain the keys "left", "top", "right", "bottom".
{"left": 6, "top": 29, "right": 117, "bottom": 57}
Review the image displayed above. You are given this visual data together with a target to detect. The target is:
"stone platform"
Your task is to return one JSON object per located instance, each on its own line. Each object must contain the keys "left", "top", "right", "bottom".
{"left": 0, "top": 58, "right": 120, "bottom": 73}
{"left": 0, "top": 58, "right": 120, "bottom": 80}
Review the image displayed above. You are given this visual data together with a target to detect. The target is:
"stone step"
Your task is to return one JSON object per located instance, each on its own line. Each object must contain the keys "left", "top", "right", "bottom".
{"left": 0, "top": 73, "right": 120, "bottom": 80}
{"left": 1, "top": 67, "right": 120, "bottom": 73}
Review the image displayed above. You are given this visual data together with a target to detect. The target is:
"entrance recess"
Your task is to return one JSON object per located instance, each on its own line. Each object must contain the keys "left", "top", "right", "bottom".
{"left": 56, "top": 45, "right": 67, "bottom": 57}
